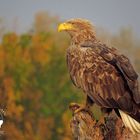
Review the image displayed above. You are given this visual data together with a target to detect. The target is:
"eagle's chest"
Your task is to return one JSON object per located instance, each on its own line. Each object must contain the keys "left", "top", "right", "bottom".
{"left": 67, "top": 47, "right": 109, "bottom": 88}
{"left": 67, "top": 47, "right": 105, "bottom": 72}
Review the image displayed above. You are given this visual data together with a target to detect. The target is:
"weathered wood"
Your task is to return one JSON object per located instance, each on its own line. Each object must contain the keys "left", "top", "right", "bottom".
{"left": 69, "top": 104, "right": 140, "bottom": 140}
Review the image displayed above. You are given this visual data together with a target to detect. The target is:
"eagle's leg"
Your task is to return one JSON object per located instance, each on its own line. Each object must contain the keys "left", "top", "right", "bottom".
{"left": 69, "top": 96, "right": 94, "bottom": 116}
{"left": 99, "top": 108, "right": 113, "bottom": 124}
{"left": 86, "top": 95, "right": 94, "bottom": 109}
{"left": 101, "top": 107, "right": 112, "bottom": 115}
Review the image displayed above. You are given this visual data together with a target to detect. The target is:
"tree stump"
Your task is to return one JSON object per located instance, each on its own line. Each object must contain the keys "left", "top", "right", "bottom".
{"left": 69, "top": 104, "right": 140, "bottom": 140}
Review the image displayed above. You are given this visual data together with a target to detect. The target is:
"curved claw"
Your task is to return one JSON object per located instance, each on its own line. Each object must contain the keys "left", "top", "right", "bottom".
{"left": 69, "top": 102, "right": 83, "bottom": 113}
{"left": 69, "top": 102, "right": 93, "bottom": 117}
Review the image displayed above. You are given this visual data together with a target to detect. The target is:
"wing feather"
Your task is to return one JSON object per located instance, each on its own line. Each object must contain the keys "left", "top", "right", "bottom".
{"left": 81, "top": 41, "right": 140, "bottom": 104}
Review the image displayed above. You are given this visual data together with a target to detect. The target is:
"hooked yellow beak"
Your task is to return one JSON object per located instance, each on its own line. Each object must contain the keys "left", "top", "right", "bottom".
{"left": 58, "top": 22, "right": 74, "bottom": 32}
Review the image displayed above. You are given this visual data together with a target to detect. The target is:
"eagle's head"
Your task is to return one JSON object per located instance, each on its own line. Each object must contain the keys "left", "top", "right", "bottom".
{"left": 58, "top": 18, "right": 96, "bottom": 44}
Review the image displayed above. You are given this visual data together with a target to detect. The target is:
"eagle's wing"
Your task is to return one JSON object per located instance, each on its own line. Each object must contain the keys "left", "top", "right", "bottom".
{"left": 81, "top": 41, "right": 140, "bottom": 104}
{"left": 100, "top": 46, "right": 140, "bottom": 104}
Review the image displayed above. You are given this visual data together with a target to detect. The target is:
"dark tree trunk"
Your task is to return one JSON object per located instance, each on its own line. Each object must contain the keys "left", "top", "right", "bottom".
{"left": 69, "top": 104, "right": 140, "bottom": 140}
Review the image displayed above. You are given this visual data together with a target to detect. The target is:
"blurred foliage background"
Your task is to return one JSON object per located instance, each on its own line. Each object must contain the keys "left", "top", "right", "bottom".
{"left": 0, "top": 12, "right": 139, "bottom": 140}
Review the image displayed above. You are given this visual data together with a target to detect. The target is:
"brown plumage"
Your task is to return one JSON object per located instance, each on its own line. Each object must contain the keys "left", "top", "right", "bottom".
{"left": 58, "top": 18, "right": 140, "bottom": 133}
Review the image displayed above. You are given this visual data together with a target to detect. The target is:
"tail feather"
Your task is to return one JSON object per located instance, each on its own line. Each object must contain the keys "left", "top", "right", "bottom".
{"left": 119, "top": 109, "right": 140, "bottom": 134}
